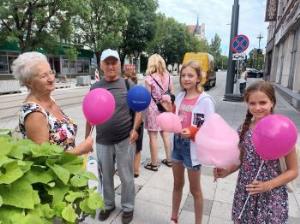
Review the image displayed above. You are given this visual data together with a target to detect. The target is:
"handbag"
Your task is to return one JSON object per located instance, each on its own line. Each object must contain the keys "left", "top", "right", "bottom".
{"left": 150, "top": 74, "right": 175, "bottom": 112}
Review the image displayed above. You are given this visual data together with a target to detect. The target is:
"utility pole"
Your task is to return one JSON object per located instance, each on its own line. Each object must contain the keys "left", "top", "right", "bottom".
{"left": 224, "top": 0, "right": 241, "bottom": 101}
{"left": 257, "top": 33, "right": 263, "bottom": 50}
{"left": 257, "top": 34, "right": 263, "bottom": 69}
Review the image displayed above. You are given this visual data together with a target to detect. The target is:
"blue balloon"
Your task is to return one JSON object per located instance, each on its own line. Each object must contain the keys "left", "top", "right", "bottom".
{"left": 127, "top": 85, "right": 151, "bottom": 112}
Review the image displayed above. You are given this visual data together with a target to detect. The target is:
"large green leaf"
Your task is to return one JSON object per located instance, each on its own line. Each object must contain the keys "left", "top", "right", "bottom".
{"left": 48, "top": 163, "right": 70, "bottom": 185}
{"left": 47, "top": 182, "right": 69, "bottom": 205}
{"left": 0, "top": 206, "right": 24, "bottom": 224}
{"left": 60, "top": 153, "right": 84, "bottom": 174}
{"left": 65, "top": 191, "right": 85, "bottom": 203}
{"left": 31, "top": 143, "right": 63, "bottom": 157}
{"left": 8, "top": 140, "right": 32, "bottom": 159}
{"left": 70, "top": 174, "right": 88, "bottom": 187}
{"left": 0, "top": 179, "right": 35, "bottom": 209}
{"left": 0, "top": 161, "right": 24, "bottom": 184}
{"left": 62, "top": 204, "right": 77, "bottom": 223}
{"left": 0, "top": 155, "right": 14, "bottom": 167}
{"left": 0, "top": 138, "right": 13, "bottom": 156}
{"left": 23, "top": 167, "right": 54, "bottom": 184}
{"left": 87, "top": 191, "right": 104, "bottom": 210}
{"left": 79, "top": 198, "right": 94, "bottom": 214}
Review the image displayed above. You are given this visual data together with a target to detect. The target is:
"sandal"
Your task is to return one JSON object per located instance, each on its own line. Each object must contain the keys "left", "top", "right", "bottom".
{"left": 170, "top": 217, "right": 178, "bottom": 224}
{"left": 162, "top": 159, "right": 172, "bottom": 167}
{"left": 144, "top": 162, "right": 158, "bottom": 171}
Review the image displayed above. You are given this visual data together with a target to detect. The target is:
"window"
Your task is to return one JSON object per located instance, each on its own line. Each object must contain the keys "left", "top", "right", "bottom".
{"left": 0, "top": 55, "right": 8, "bottom": 73}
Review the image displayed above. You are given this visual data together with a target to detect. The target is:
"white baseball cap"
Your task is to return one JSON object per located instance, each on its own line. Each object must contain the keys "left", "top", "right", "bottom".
{"left": 100, "top": 49, "right": 120, "bottom": 61}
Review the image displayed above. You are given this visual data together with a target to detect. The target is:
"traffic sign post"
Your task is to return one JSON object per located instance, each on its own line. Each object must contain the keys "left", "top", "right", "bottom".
{"left": 230, "top": 34, "right": 249, "bottom": 53}
{"left": 232, "top": 52, "right": 246, "bottom": 60}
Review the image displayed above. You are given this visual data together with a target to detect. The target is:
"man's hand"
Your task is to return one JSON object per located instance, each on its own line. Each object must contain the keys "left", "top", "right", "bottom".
{"left": 129, "top": 129, "right": 139, "bottom": 144}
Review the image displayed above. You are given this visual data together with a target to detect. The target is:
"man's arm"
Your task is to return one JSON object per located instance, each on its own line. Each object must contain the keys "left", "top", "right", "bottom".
{"left": 85, "top": 122, "right": 92, "bottom": 138}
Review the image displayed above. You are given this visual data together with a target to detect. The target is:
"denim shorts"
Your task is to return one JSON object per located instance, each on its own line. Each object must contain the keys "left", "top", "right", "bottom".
{"left": 172, "top": 134, "right": 201, "bottom": 171}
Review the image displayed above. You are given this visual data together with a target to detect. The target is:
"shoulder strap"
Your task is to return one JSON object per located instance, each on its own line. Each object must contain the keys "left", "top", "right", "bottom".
{"left": 125, "top": 78, "right": 130, "bottom": 91}
{"left": 150, "top": 75, "right": 164, "bottom": 91}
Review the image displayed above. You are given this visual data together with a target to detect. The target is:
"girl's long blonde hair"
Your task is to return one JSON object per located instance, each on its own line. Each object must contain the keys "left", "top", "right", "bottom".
{"left": 146, "top": 54, "right": 167, "bottom": 75}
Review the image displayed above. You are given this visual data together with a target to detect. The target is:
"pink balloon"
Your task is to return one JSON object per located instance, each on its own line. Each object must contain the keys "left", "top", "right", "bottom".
{"left": 195, "top": 113, "right": 240, "bottom": 168}
{"left": 156, "top": 112, "right": 182, "bottom": 133}
{"left": 252, "top": 114, "right": 298, "bottom": 160}
{"left": 82, "top": 88, "right": 115, "bottom": 125}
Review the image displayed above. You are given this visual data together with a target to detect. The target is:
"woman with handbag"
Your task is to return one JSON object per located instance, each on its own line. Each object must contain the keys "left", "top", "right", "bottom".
{"left": 144, "top": 54, "right": 175, "bottom": 171}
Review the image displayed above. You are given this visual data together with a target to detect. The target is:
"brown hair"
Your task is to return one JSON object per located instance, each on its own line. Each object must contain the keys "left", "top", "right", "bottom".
{"left": 239, "top": 80, "right": 276, "bottom": 142}
{"left": 179, "top": 60, "right": 203, "bottom": 92}
{"left": 123, "top": 66, "right": 137, "bottom": 84}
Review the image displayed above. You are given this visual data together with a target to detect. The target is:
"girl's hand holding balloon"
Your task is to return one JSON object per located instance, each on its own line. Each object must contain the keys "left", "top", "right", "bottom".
{"left": 213, "top": 167, "right": 231, "bottom": 180}
{"left": 246, "top": 180, "right": 273, "bottom": 195}
{"left": 181, "top": 128, "right": 191, "bottom": 138}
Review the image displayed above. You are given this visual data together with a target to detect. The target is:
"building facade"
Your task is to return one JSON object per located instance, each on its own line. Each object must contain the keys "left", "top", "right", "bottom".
{"left": 187, "top": 17, "right": 206, "bottom": 40}
{"left": 0, "top": 42, "right": 93, "bottom": 80}
{"left": 265, "top": 0, "right": 300, "bottom": 110}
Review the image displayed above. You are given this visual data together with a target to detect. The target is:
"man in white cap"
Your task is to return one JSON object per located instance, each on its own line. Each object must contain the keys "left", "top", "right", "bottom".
{"left": 85, "top": 49, "right": 142, "bottom": 224}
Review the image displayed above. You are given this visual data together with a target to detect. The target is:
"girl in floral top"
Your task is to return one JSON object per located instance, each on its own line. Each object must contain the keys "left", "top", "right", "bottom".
{"left": 12, "top": 52, "right": 93, "bottom": 155}
{"left": 214, "top": 81, "right": 298, "bottom": 223}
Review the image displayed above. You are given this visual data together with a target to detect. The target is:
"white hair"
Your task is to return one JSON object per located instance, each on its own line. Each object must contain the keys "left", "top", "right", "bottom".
{"left": 11, "top": 51, "right": 49, "bottom": 86}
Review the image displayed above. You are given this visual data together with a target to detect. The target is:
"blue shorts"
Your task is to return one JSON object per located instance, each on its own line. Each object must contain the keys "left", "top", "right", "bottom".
{"left": 172, "top": 134, "right": 201, "bottom": 171}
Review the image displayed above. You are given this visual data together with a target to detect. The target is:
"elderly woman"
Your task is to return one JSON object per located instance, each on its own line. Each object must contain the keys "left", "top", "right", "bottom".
{"left": 12, "top": 51, "right": 93, "bottom": 155}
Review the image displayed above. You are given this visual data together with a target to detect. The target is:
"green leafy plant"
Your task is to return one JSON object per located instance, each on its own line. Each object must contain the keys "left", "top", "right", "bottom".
{"left": 0, "top": 136, "right": 103, "bottom": 224}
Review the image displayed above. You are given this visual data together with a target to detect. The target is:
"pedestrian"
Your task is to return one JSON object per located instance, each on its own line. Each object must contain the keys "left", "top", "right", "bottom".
{"left": 214, "top": 80, "right": 298, "bottom": 223}
{"left": 123, "top": 64, "right": 144, "bottom": 178}
{"left": 144, "top": 53, "right": 175, "bottom": 171}
{"left": 170, "top": 61, "right": 215, "bottom": 224}
{"left": 239, "top": 67, "right": 247, "bottom": 95}
{"left": 12, "top": 51, "right": 93, "bottom": 154}
{"left": 85, "top": 49, "right": 142, "bottom": 224}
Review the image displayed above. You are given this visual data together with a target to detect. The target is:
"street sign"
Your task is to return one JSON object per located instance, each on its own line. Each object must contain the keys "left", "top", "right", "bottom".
{"left": 232, "top": 53, "right": 246, "bottom": 61}
{"left": 231, "top": 34, "right": 249, "bottom": 53}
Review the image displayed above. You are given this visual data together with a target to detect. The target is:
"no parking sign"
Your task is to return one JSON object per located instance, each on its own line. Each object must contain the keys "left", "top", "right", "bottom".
{"left": 231, "top": 34, "right": 249, "bottom": 53}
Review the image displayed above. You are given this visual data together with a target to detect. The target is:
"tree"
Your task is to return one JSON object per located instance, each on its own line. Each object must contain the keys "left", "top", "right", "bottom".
{"left": 0, "top": 0, "right": 83, "bottom": 52}
{"left": 247, "top": 48, "right": 264, "bottom": 69}
{"left": 147, "top": 14, "right": 206, "bottom": 65}
{"left": 75, "top": 0, "right": 129, "bottom": 64}
{"left": 209, "top": 34, "right": 221, "bottom": 59}
{"left": 119, "top": 0, "right": 158, "bottom": 64}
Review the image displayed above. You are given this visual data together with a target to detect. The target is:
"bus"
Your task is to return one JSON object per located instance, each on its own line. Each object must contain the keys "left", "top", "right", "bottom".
{"left": 182, "top": 52, "right": 216, "bottom": 90}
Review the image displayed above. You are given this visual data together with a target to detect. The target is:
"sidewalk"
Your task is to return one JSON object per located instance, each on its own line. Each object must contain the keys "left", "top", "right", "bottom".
{"left": 80, "top": 75, "right": 300, "bottom": 224}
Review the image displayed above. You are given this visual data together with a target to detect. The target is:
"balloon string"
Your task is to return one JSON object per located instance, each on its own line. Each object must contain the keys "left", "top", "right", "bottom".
{"left": 238, "top": 160, "right": 264, "bottom": 219}
{"left": 89, "top": 125, "right": 94, "bottom": 136}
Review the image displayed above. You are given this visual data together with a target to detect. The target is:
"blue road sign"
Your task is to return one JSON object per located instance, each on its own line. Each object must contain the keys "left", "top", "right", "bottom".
{"left": 231, "top": 34, "right": 249, "bottom": 53}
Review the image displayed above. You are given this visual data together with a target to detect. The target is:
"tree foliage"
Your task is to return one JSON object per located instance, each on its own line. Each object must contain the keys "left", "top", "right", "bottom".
{"left": 119, "top": 0, "right": 158, "bottom": 64}
{"left": 147, "top": 14, "right": 209, "bottom": 65}
{"left": 0, "top": 0, "right": 84, "bottom": 52}
{"left": 75, "top": 0, "right": 129, "bottom": 64}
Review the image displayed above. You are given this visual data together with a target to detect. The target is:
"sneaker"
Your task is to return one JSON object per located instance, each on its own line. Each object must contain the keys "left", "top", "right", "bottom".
{"left": 98, "top": 206, "right": 115, "bottom": 221}
{"left": 122, "top": 210, "right": 134, "bottom": 224}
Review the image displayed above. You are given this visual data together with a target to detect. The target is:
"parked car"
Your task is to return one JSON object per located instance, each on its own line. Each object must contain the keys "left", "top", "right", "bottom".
{"left": 246, "top": 68, "right": 263, "bottom": 78}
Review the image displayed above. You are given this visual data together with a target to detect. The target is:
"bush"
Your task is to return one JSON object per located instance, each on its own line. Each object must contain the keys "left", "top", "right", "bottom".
{"left": 0, "top": 136, "right": 103, "bottom": 224}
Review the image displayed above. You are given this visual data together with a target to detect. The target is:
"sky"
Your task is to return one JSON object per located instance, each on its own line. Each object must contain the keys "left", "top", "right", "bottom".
{"left": 157, "top": 0, "right": 269, "bottom": 55}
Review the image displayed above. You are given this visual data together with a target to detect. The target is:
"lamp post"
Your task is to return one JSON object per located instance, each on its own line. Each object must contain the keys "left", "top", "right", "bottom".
{"left": 224, "top": 0, "right": 242, "bottom": 101}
